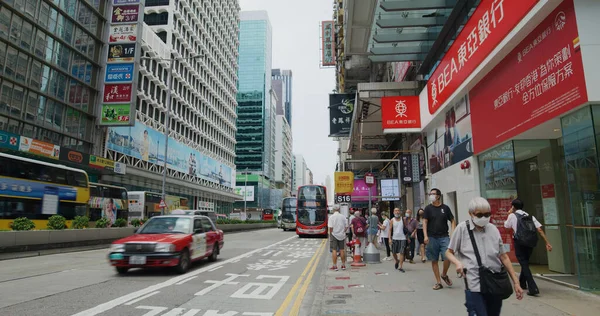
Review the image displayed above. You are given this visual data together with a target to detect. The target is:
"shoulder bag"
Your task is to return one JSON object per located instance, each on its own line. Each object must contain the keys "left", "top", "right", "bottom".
{"left": 465, "top": 221, "right": 514, "bottom": 300}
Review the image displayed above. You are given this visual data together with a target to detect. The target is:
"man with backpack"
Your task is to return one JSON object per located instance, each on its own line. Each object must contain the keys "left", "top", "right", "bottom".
{"left": 504, "top": 199, "right": 553, "bottom": 296}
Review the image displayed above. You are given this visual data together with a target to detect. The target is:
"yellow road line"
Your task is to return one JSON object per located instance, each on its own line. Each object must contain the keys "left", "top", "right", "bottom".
{"left": 274, "top": 239, "right": 326, "bottom": 316}
{"left": 288, "top": 240, "right": 327, "bottom": 316}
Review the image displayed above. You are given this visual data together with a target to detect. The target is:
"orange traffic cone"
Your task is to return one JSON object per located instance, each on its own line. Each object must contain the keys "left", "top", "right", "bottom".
{"left": 350, "top": 239, "right": 366, "bottom": 267}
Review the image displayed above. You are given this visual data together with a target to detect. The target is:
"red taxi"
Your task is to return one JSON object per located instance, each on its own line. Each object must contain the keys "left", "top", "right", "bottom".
{"left": 108, "top": 214, "right": 224, "bottom": 274}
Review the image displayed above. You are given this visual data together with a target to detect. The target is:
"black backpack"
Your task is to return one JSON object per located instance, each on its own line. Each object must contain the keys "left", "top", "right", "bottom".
{"left": 514, "top": 212, "right": 538, "bottom": 248}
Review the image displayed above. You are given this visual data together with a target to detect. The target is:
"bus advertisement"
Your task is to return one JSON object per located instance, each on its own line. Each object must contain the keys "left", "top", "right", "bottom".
{"left": 0, "top": 152, "right": 90, "bottom": 229}
{"left": 262, "top": 209, "right": 274, "bottom": 221}
{"left": 280, "top": 197, "right": 297, "bottom": 231}
{"left": 128, "top": 191, "right": 189, "bottom": 219}
{"left": 88, "top": 183, "right": 128, "bottom": 225}
{"left": 296, "top": 185, "right": 328, "bottom": 237}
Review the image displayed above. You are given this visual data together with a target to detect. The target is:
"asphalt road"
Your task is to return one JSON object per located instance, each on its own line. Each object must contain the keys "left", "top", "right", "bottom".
{"left": 0, "top": 228, "right": 329, "bottom": 316}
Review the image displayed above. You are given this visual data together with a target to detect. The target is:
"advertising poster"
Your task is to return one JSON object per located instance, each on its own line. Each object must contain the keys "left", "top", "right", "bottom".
{"left": 108, "top": 43, "right": 136, "bottom": 62}
{"left": 93, "top": 197, "right": 121, "bottom": 226}
{"left": 351, "top": 179, "right": 378, "bottom": 202}
{"left": 103, "top": 84, "right": 133, "bottom": 103}
{"left": 111, "top": 5, "right": 140, "bottom": 23}
{"left": 0, "top": 130, "right": 19, "bottom": 151}
{"left": 334, "top": 171, "right": 354, "bottom": 194}
{"left": 488, "top": 198, "right": 517, "bottom": 262}
{"left": 101, "top": 104, "right": 132, "bottom": 125}
{"left": 107, "top": 121, "right": 234, "bottom": 188}
{"left": 427, "top": 95, "right": 473, "bottom": 174}
{"left": 234, "top": 186, "right": 255, "bottom": 202}
{"left": 329, "top": 93, "right": 355, "bottom": 137}
{"left": 108, "top": 24, "right": 138, "bottom": 43}
{"left": 105, "top": 63, "right": 134, "bottom": 83}
{"left": 19, "top": 137, "right": 60, "bottom": 160}
{"left": 380, "top": 179, "right": 400, "bottom": 201}
{"left": 470, "top": 0, "right": 588, "bottom": 154}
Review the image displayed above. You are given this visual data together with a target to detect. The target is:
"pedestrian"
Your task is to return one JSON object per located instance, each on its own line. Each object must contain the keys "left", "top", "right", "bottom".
{"left": 367, "top": 207, "right": 380, "bottom": 248}
{"left": 389, "top": 208, "right": 407, "bottom": 272}
{"left": 379, "top": 212, "right": 391, "bottom": 261}
{"left": 446, "top": 197, "right": 524, "bottom": 316}
{"left": 351, "top": 209, "right": 367, "bottom": 256}
{"left": 404, "top": 209, "right": 418, "bottom": 263}
{"left": 416, "top": 208, "right": 426, "bottom": 263}
{"left": 328, "top": 204, "right": 348, "bottom": 271}
{"left": 504, "top": 199, "right": 552, "bottom": 296}
{"left": 423, "top": 188, "right": 456, "bottom": 290}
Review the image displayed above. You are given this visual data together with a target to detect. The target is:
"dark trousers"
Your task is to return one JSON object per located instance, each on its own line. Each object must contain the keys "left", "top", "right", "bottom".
{"left": 464, "top": 290, "right": 503, "bottom": 316}
{"left": 514, "top": 242, "right": 538, "bottom": 293}
{"left": 405, "top": 237, "right": 415, "bottom": 260}
{"left": 383, "top": 237, "right": 391, "bottom": 257}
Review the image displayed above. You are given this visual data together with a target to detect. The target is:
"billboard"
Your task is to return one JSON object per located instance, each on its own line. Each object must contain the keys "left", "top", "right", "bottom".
{"left": 99, "top": 1, "right": 144, "bottom": 126}
{"left": 329, "top": 93, "right": 355, "bottom": 137}
{"left": 334, "top": 171, "right": 354, "bottom": 194}
{"left": 351, "top": 179, "right": 378, "bottom": 202}
{"left": 106, "top": 121, "right": 234, "bottom": 188}
{"left": 321, "top": 21, "right": 335, "bottom": 66}
{"left": 380, "top": 179, "right": 400, "bottom": 201}
{"left": 234, "top": 186, "right": 255, "bottom": 202}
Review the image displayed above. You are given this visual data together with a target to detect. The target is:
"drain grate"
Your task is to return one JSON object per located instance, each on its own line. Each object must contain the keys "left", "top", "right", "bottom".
{"left": 333, "top": 294, "right": 352, "bottom": 299}
{"left": 325, "top": 299, "right": 347, "bottom": 305}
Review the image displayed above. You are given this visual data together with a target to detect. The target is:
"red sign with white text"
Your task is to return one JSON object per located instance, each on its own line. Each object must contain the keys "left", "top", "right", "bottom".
{"left": 427, "top": 0, "right": 539, "bottom": 115}
{"left": 381, "top": 96, "right": 421, "bottom": 132}
{"left": 470, "top": 0, "right": 588, "bottom": 154}
{"left": 542, "top": 184, "right": 555, "bottom": 198}
{"left": 103, "top": 83, "right": 133, "bottom": 103}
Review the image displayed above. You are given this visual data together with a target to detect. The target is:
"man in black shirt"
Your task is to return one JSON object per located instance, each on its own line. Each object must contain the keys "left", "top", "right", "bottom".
{"left": 423, "top": 188, "right": 456, "bottom": 290}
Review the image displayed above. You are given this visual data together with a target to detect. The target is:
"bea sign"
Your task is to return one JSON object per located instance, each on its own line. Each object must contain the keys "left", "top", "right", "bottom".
{"left": 427, "top": 0, "right": 540, "bottom": 115}
{"left": 381, "top": 96, "right": 420, "bottom": 133}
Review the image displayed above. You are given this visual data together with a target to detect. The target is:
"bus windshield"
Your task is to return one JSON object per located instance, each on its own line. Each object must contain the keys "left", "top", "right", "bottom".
{"left": 297, "top": 186, "right": 327, "bottom": 226}
{"left": 281, "top": 198, "right": 296, "bottom": 222}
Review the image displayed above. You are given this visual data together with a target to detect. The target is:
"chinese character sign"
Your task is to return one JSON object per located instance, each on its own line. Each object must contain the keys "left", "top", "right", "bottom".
{"left": 470, "top": 0, "right": 587, "bottom": 154}
{"left": 103, "top": 84, "right": 133, "bottom": 103}
{"left": 112, "top": 5, "right": 140, "bottom": 23}
{"left": 329, "top": 93, "right": 355, "bottom": 137}
{"left": 427, "top": 0, "right": 539, "bottom": 115}
{"left": 108, "top": 24, "right": 138, "bottom": 43}
{"left": 381, "top": 96, "right": 421, "bottom": 133}
{"left": 108, "top": 43, "right": 136, "bottom": 62}
{"left": 334, "top": 172, "right": 354, "bottom": 194}
{"left": 351, "top": 179, "right": 377, "bottom": 202}
{"left": 321, "top": 21, "right": 336, "bottom": 66}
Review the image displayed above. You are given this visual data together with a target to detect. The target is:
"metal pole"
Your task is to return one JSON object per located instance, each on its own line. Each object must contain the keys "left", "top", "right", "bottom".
{"left": 161, "top": 57, "right": 175, "bottom": 215}
{"left": 368, "top": 165, "right": 372, "bottom": 211}
{"left": 243, "top": 169, "right": 247, "bottom": 215}
{"left": 397, "top": 159, "right": 402, "bottom": 210}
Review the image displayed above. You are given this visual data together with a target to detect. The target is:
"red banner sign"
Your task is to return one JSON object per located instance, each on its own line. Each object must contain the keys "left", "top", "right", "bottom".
{"left": 427, "top": 0, "right": 539, "bottom": 115}
{"left": 103, "top": 84, "right": 133, "bottom": 103}
{"left": 470, "top": 0, "right": 588, "bottom": 154}
{"left": 381, "top": 96, "right": 421, "bottom": 132}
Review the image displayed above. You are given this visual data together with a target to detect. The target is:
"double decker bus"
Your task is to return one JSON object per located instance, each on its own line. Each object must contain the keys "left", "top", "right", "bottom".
{"left": 296, "top": 185, "right": 328, "bottom": 237}
{"left": 88, "top": 183, "right": 128, "bottom": 224}
{"left": 262, "top": 209, "right": 274, "bottom": 221}
{"left": 280, "top": 197, "right": 297, "bottom": 231}
{"left": 128, "top": 191, "right": 188, "bottom": 219}
{"left": 0, "top": 152, "right": 90, "bottom": 229}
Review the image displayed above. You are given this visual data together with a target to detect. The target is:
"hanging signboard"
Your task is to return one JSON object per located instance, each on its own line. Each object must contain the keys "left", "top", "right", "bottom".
{"left": 321, "top": 21, "right": 336, "bottom": 67}
{"left": 329, "top": 93, "right": 355, "bottom": 137}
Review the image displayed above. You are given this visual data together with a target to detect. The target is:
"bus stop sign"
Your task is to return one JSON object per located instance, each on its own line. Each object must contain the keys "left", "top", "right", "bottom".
{"left": 365, "top": 173, "right": 375, "bottom": 187}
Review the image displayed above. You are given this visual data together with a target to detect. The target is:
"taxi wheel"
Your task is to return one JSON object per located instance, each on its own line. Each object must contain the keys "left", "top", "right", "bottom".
{"left": 116, "top": 267, "right": 129, "bottom": 275}
{"left": 175, "top": 249, "right": 191, "bottom": 274}
{"left": 208, "top": 243, "right": 219, "bottom": 262}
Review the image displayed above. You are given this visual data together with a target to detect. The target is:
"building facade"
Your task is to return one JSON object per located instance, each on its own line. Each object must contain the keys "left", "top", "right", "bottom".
{"left": 293, "top": 153, "right": 307, "bottom": 191}
{"left": 104, "top": 0, "right": 241, "bottom": 213}
{"left": 274, "top": 115, "right": 292, "bottom": 196}
{"left": 272, "top": 69, "right": 293, "bottom": 128}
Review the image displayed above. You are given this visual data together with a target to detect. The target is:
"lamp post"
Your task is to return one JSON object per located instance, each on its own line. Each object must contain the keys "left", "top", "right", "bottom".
{"left": 243, "top": 168, "right": 248, "bottom": 215}
{"left": 140, "top": 53, "right": 202, "bottom": 214}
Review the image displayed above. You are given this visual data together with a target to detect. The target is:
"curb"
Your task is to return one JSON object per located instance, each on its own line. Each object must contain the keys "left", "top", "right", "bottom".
{"left": 535, "top": 273, "right": 580, "bottom": 290}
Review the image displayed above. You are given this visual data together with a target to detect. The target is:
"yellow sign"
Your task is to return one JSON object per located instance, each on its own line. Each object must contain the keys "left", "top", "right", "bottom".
{"left": 334, "top": 172, "right": 354, "bottom": 194}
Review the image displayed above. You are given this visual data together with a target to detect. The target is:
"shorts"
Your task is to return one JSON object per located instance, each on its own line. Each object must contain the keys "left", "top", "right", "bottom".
{"left": 391, "top": 239, "right": 407, "bottom": 254}
{"left": 417, "top": 229, "right": 424, "bottom": 244}
{"left": 426, "top": 236, "right": 450, "bottom": 261}
{"left": 330, "top": 235, "right": 346, "bottom": 252}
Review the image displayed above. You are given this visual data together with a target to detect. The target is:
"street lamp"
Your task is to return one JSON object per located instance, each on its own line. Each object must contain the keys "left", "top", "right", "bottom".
{"left": 243, "top": 167, "right": 248, "bottom": 215}
{"left": 140, "top": 53, "right": 203, "bottom": 214}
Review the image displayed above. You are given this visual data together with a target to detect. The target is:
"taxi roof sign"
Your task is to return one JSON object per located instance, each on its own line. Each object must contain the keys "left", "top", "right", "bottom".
{"left": 171, "top": 209, "right": 187, "bottom": 215}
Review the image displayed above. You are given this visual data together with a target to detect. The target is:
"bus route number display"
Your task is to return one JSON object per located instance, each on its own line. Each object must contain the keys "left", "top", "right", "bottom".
{"left": 300, "top": 201, "right": 321, "bottom": 207}
{"left": 335, "top": 194, "right": 351, "bottom": 203}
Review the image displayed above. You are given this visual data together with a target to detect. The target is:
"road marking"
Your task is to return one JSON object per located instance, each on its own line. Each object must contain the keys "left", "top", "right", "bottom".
{"left": 124, "top": 291, "right": 160, "bottom": 305}
{"left": 208, "top": 265, "right": 223, "bottom": 272}
{"left": 288, "top": 239, "right": 326, "bottom": 316}
{"left": 273, "top": 240, "right": 325, "bottom": 316}
{"left": 71, "top": 235, "right": 298, "bottom": 316}
{"left": 230, "top": 275, "right": 290, "bottom": 300}
{"left": 195, "top": 273, "right": 249, "bottom": 296}
{"left": 175, "top": 276, "right": 198, "bottom": 285}
{"left": 136, "top": 306, "right": 168, "bottom": 316}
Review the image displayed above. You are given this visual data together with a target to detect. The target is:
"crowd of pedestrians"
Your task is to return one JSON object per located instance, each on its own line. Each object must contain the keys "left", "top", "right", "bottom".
{"left": 328, "top": 188, "right": 553, "bottom": 316}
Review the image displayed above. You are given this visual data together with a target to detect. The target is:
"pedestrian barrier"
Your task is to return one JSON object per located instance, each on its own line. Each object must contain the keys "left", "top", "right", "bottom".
{"left": 363, "top": 242, "right": 381, "bottom": 264}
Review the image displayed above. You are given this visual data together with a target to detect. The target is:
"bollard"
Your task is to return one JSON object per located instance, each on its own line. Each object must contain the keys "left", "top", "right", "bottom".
{"left": 350, "top": 239, "right": 366, "bottom": 267}
{"left": 363, "top": 242, "right": 381, "bottom": 264}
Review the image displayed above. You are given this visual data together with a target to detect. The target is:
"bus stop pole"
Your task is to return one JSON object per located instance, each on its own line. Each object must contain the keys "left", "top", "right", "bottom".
{"left": 368, "top": 164, "right": 372, "bottom": 211}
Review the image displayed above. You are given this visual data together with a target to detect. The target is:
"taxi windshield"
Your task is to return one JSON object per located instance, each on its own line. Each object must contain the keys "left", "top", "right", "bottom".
{"left": 138, "top": 217, "right": 192, "bottom": 234}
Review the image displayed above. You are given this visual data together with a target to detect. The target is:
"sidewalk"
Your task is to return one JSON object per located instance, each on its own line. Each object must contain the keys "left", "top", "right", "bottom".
{"left": 310, "top": 247, "right": 600, "bottom": 316}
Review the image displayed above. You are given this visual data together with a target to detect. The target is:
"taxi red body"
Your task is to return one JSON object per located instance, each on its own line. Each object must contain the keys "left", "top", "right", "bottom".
{"left": 108, "top": 214, "right": 224, "bottom": 274}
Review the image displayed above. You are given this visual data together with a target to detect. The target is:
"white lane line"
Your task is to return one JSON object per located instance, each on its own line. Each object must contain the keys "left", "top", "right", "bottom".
{"left": 175, "top": 276, "right": 198, "bottom": 285}
{"left": 71, "top": 235, "right": 297, "bottom": 316}
{"left": 124, "top": 291, "right": 160, "bottom": 305}
{"left": 207, "top": 265, "right": 222, "bottom": 272}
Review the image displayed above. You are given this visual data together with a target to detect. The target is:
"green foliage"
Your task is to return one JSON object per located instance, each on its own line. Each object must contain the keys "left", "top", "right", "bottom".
{"left": 216, "top": 219, "right": 276, "bottom": 225}
{"left": 113, "top": 218, "right": 128, "bottom": 228}
{"left": 72, "top": 216, "right": 89, "bottom": 229}
{"left": 95, "top": 217, "right": 110, "bottom": 228}
{"left": 47, "top": 215, "right": 67, "bottom": 230}
{"left": 130, "top": 218, "right": 143, "bottom": 227}
{"left": 10, "top": 217, "right": 35, "bottom": 231}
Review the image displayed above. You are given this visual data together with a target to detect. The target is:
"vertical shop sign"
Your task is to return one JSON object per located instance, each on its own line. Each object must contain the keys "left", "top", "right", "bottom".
{"left": 329, "top": 93, "right": 355, "bottom": 137}
{"left": 427, "top": 0, "right": 540, "bottom": 115}
{"left": 381, "top": 96, "right": 421, "bottom": 133}
{"left": 470, "top": 0, "right": 588, "bottom": 154}
{"left": 400, "top": 154, "right": 413, "bottom": 183}
{"left": 321, "top": 21, "right": 336, "bottom": 66}
{"left": 98, "top": 0, "right": 145, "bottom": 126}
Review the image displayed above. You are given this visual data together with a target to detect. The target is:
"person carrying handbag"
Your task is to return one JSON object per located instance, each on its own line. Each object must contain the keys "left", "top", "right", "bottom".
{"left": 445, "top": 197, "right": 523, "bottom": 316}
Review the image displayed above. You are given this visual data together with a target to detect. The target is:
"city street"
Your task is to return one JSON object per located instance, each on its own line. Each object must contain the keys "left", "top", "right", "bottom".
{"left": 0, "top": 229, "right": 326, "bottom": 316}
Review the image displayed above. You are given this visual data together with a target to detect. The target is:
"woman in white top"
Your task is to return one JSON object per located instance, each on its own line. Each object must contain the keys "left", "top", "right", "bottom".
{"left": 388, "top": 208, "right": 407, "bottom": 272}
{"left": 379, "top": 213, "right": 391, "bottom": 261}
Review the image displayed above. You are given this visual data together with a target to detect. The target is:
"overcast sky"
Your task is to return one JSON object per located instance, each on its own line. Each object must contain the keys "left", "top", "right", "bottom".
{"left": 239, "top": 0, "right": 337, "bottom": 186}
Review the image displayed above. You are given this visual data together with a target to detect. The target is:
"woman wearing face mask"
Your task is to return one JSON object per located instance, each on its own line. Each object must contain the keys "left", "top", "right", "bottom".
{"left": 446, "top": 197, "right": 523, "bottom": 316}
{"left": 416, "top": 208, "right": 426, "bottom": 263}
